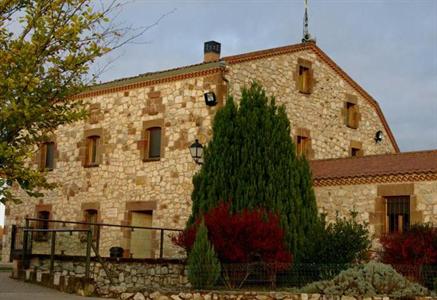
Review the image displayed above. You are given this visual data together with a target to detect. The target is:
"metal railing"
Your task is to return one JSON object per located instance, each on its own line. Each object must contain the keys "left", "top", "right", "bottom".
{"left": 11, "top": 217, "right": 184, "bottom": 260}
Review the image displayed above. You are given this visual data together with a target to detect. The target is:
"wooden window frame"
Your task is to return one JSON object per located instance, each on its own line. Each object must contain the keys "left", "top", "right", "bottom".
{"left": 385, "top": 196, "right": 410, "bottom": 234}
{"left": 34, "top": 204, "right": 52, "bottom": 242}
{"left": 39, "top": 141, "right": 56, "bottom": 171}
{"left": 82, "top": 128, "right": 103, "bottom": 168}
{"left": 294, "top": 128, "right": 314, "bottom": 159}
{"left": 342, "top": 95, "right": 361, "bottom": 129}
{"left": 295, "top": 58, "right": 314, "bottom": 94}
{"left": 349, "top": 140, "right": 364, "bottom": 157}
{"left": 140, "top": 119, "right": 165, "bottom": 162}
{"left": 146, "top": 127, "right": 162, "bottom": 161}
{"left": 83, "top": 209, "right": 99, "bottom": 240}
{"left": 85, "top": 135, "right": 100, "bottom": 167}
{"left": 370, "top": 184, "right": 423, "bottom": 237}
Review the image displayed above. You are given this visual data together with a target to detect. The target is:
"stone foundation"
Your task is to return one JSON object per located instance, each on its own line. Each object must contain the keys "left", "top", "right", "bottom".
{"left": 25, "top": 257, "right": 188, "bottom": 297}
{"left": 120, "top": 291, "right": 433, "bottom": 300}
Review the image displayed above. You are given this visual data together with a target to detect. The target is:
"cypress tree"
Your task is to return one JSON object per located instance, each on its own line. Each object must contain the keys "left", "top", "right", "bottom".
{"left": 187, "top": 221, "right": 221, "bottom": 289}
{"left": 189, "top": 82, "right": 319, "bottom": 262}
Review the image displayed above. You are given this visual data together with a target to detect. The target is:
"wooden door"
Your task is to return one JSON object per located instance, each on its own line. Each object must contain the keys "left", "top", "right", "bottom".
{"left": 130, "top": 211, "right": 153, "bottom": 258}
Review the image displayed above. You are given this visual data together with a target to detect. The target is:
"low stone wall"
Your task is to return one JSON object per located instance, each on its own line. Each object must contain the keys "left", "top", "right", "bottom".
{"left": 119, "top": 291, "right": 434, "bottom": 300}
{"left": 27, "top": 256, "right": 188, "bottom": 296}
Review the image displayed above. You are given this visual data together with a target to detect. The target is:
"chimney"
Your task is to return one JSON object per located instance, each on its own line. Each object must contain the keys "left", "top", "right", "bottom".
{"left": 204, "top": 41, "right": 221, "bottom": 62}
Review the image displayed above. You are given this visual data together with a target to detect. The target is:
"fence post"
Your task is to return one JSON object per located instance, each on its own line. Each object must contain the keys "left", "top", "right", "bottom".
{"left": 9, "top": 225, "right": 16, "bottom": 263}
{"left": 159, "top": 229, "right": 164, "bottom": 259}
{"left": 85, "top": 229, "right": 92, "bottom": 280}
{"left": 49, "top": 231, "right": 56, "bottom": 278}
{"left": 96, "top": 225, "right": 100, "bottom": 256}
{"left": 22, "top": 218, "right": 30, "bottom": 269}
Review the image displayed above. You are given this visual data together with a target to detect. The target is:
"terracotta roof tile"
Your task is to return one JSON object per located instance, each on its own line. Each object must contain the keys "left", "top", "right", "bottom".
{"left": 310, "top": 150, "right": 437, "bottom": 180}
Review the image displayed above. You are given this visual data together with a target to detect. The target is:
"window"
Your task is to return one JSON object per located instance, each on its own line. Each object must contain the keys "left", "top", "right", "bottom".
{"left": 345, "top": 102, "right": 360, "bottom": 129}
{"left": 35, "top": 211, "right": 50, "bottom": 241}
{"left": 84, "top": 209, "right": 99, "bottom": 239}
{"left": 385, "top": 196, "right": 410, "bottom": 233}
{"left": 85, "top": 135, "right": 100, "bottom": 166}
{"left": 350, "top": 141, "right": 363, "bottom": 157}
{"left": 296, "top": 59, "right": 313, "bottom": 94}
{"left": 145, "top": 127, "right": 161, "bottom": 160}
{"left": 39, "top": 142, "right": 55, "bottom": 171}
{"left": 342, "top": 95, "right": 360, "bottom": 129}
{"left": 296, "top": 135, "right": 310, "bottom": 157}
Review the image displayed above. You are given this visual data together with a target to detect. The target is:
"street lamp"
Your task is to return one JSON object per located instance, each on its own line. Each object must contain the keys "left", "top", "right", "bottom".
{"left": 189, "top": 139, "right": 203, "bottom": 164}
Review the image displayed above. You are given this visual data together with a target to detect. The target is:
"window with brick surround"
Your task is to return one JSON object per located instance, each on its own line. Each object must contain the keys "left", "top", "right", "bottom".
{"left": 141, "top": 119, "right": 165, "bottom": 162}
{"left": 350, "top": 141, "right": 363, "bottom": 157}
{"left": 39, "top": 142, "right": 55, "bottom": 171}
{"left": 342, "top": 95, "right": 361, "bottom": 129}
{"left": 84, "top": 209, "right": 99, "bottom": 239}
{"left": 385, "top": 196, "right": 410, "bottom": 233}
{"left": 147, "top": 127, "right": 161, "bottom": 159}
{"left": 296, "top": 58, "right": 313, "bottom": 94}
{"left": 35, "top": 210, "right": 50, "bottom": 241}
{"left": 295, "top": 128, "right": 314, "bottom": 158}
{"left": 85, "top": 135, "right": 100, "bottom": 166}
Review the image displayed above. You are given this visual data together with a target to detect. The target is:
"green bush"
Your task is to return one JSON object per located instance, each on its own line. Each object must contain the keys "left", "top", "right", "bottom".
{"left": 187, "top": 221, "right": 221, "bottom": 289}
{"left": 301, "top": 261, "right": 429, "bottom": 297}
{"left": 302, "top": 211, "right": 371, "bottom": 264}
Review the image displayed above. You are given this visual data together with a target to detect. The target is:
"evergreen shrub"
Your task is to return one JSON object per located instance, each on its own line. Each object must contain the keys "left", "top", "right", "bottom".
{"left": 302, "top": 211, "right": 371, "bottom": 264}
{"left": 186, "top": 221, "right": 221, "bottom": 289}
{"left": 189, "top": 82, "right": 319, "bottom": 261}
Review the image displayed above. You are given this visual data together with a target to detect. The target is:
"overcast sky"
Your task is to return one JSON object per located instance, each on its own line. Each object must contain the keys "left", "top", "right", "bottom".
{"left": 1, "top": 0, "right": 436, "bottom": 227}
{"left": 95, "top": 0, "right": 437, "bottom": 152}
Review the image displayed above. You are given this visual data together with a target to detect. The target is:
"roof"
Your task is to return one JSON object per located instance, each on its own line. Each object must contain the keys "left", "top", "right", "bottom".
{"left": 310, "top": 150, "right": 437, "bottom": 186}
{"left": 76, "top": 41, "right": 399, "bottom": 152}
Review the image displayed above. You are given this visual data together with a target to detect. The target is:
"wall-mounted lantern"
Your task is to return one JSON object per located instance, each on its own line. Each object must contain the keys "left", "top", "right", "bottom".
{"left": 374, "top": 130, "right": 384, "bottom": 144}
{"left": 189, "top": 139, "right": 203, "bottom": 164}
{"left": 204, "top": 92, "right": 217, "bottom": 106}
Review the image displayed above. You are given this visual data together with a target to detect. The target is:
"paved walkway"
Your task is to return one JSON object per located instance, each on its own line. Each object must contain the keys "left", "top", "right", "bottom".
{"left": 0, "top": 272, "right": 115, "bottom": 300}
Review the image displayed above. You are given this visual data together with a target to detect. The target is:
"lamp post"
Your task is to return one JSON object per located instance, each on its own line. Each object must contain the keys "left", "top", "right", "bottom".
{"left": 189, "top": 139, "right": 203, "bottom": 164}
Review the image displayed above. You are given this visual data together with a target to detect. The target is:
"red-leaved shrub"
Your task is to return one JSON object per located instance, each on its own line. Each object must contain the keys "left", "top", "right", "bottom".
{"left": 380, "top": 224, "right": 437, "bottom": 266}
{"left": 173, "top": 202, "right": 292, "bottom": 268}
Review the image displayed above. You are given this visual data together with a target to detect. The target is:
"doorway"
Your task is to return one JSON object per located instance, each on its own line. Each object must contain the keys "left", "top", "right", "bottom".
{"left": 130, "top": 211, "right": 153, "bottom": 258}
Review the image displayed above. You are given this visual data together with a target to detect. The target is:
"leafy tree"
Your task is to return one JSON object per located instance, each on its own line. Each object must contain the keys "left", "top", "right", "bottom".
{"left": 189, "top": 82, "right": 319, "bottom": 262}
{"left": 0, "top": 1, "right": 170, "bottom": 202}
{"left": 187, "top": 220, "right": 221, "bottom": 289}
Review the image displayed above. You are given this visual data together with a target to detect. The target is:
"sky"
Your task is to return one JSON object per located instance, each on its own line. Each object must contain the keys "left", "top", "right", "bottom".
{"left": 1, "top": 0, "right": 436, "bottom": 226}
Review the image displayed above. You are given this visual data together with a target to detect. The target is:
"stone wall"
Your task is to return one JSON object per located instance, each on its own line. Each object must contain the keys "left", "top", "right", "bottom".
{"left": 226, "top": 49, "right": 395, "bottom": 159}
{"left": 2, "top": 44, "right": 398, "bottom": 262}
{"left": 314, "top": 180, "right": 437, "bottom": 237}
{"left": 27, "top": 257, "right": 188, "bottom": 296}
{"left": 119, "top": 291, "right": 434, "bottom": 300}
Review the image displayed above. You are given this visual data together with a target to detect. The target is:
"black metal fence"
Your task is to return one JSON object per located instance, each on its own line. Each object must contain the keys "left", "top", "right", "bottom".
{"left": 10, "top": 217, "right": 184, "bottom": 261}
{"left": 182, "top": 262, "right": 437, "bottom": 291}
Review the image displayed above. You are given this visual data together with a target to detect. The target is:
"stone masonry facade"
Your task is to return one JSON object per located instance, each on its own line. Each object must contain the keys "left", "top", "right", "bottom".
{"left": 3, "top": 41, "right": 404, "bottom": 261}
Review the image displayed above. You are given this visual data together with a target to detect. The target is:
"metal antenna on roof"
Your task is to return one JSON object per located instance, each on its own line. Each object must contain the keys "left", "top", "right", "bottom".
{"left": 302, "top": 0, "right": 315, "bottom": 43}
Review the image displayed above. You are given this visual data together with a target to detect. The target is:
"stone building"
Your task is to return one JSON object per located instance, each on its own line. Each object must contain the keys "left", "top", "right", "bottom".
{"left": 2, "top": 41, "right": 435, "bottom": 261}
